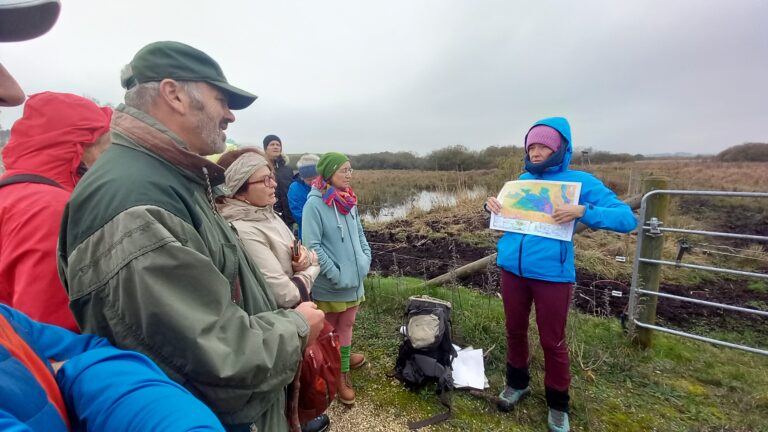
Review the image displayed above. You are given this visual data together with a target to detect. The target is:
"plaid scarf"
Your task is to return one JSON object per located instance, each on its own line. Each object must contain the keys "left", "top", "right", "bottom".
{"left": 311, "top": 177, "right": 358, "bottom": 215}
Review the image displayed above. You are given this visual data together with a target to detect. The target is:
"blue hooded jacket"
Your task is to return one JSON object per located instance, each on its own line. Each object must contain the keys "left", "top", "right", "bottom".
{"left": 0, "top": 305, "right": 224, "bottom": 432}
{"left": 287, "top": 176, "right": 312, "bottom": 237}
{"left": 496, "top": 117, "right": 637, "bottom": 283}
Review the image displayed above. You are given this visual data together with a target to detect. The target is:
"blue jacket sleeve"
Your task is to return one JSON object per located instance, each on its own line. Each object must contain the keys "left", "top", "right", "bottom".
{"left": 287, "top": 182, "right": 305, "bottom": 227}
{"left": 0, "top": 411, "right": 33, "bottom": 432}
{"left": 356, "top": 207, "right": 371, "bottom": 262}
{"left": 0, "top": 305, "right": 109, "bottom": 362}
{"left": 57, "top": 348, "right": 224, "bottom": 431}
{"left": 578, "top": 174, "right": 637, "bottom": 233}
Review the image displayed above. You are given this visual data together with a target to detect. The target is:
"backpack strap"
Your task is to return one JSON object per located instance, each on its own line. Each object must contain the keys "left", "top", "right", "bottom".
{"left": 406, "top": 381, "right": 453, "bottom": 430}
{"left": 405, "top": 354, "right": 454, "bottom": 430}
{"left": 292, "top": 276, "right": 311, "bottom": 303}
{"left": 0, "top": 174, "right": 64, "bottom": 190}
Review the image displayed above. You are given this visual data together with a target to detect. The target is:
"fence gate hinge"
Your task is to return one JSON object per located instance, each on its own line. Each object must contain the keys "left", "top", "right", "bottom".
{"left": 647, "top": 217, "right": 664, "bottom": 237}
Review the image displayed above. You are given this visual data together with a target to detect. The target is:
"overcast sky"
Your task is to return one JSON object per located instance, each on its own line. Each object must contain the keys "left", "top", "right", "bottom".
{"left": 1, "top": 0, "right": 766, "bottom": 155}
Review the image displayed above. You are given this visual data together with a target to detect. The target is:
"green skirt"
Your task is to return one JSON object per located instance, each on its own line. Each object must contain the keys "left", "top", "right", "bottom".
{"left": 315, "top": 296, "right": 366, "bottom": 313}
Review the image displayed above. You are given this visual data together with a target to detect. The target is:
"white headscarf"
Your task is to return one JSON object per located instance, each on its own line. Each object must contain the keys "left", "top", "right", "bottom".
{"left": 223, "top": 152, "right": 270, "bottom": 197}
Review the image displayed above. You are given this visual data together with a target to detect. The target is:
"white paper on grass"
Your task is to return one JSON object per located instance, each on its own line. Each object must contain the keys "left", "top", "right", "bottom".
{"left": 451, "top": 347, "right": 488, "bottom": 390}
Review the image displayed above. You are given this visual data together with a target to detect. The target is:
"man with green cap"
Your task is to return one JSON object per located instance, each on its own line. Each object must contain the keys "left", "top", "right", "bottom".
{"left": 58, "top": 41, "right": 326, "bottom": 432}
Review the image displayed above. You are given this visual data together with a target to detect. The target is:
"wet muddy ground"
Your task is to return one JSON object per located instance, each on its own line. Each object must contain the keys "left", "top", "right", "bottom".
{"left": 366, "top": 220, "right": 768, "bottom": 336}
{"left": 678, "top": 196, "right": 768, "bottom": 240}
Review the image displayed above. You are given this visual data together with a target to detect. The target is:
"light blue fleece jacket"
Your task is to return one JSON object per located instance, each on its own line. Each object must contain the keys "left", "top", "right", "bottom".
{"left": 496, "top": 117, "right": 637, "bottom": 283}
{"left": 301, "top": 188, "right": 371, "bottom": 302}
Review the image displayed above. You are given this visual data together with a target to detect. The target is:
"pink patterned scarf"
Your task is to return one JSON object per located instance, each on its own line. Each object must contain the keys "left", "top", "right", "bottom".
{"left": 311, "top": 177, "right": 358, "bottom": 215}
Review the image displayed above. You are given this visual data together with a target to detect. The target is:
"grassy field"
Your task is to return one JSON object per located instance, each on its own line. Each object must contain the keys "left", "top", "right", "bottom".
{"left": 353, "top": 160, "right": 768, "bottom": 204}
{"left": 341, "top": 161, "right": 768, "bottom": 430}
{"left": 331, "top": 276, "right": 768, "bottom": 431}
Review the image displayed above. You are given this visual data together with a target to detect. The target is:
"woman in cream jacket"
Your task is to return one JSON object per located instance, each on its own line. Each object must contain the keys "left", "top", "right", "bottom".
{"left": 218, "top": 148, "right": 319, "bottom": 308}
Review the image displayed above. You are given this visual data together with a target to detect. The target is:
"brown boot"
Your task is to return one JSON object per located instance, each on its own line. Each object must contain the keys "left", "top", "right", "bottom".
{"left": 338, "top": 372, "right": 355, "bottom": 405}
{"left": 350, "top": 352, "right": 366, "bottom": 370}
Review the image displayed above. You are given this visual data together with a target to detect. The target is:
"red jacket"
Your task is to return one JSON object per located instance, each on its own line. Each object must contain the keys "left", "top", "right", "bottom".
{"left": 0, "top": 92, "right": 111, "bottom": 332}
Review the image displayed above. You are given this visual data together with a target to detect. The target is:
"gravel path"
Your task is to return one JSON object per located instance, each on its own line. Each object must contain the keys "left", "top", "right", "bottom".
{"left": 327, "top": 398, "right": 413, "bottom": 432}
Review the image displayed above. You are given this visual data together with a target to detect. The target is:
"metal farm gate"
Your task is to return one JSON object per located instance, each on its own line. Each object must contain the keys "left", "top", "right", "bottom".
{"left": 627, "top": 190, "right": 768, "bottom": 356}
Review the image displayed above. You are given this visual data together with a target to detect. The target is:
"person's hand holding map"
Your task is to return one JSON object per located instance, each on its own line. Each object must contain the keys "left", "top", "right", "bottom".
{"left": 486, "top": 198, "right": 583, "bottom": 223}
{"left": 551, "top": 203, "right": 585, "bottom": 224}
{"left": 487, "top": 180, "right": 582, "bottom": 241}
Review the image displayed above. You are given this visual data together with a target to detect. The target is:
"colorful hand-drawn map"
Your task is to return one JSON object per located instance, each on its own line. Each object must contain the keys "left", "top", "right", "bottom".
{"left": 490, "top": 180, "right": 581, "bottom": 241}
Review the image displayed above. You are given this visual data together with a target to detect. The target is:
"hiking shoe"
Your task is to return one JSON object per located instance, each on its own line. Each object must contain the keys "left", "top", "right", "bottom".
{"left": 301, "top": 414, "right": 330, "bottom": 432}
{"left": 548, "top": 408, "right": 570, "bottom": 432}
{"left": 338, "top": 372, "right": 355, "bottom": 405}
{"left": 497, "top": 386, "right": 530, "bottom": 412}
{"left": 350, "top": 352, "right": 366, "bottom": 369}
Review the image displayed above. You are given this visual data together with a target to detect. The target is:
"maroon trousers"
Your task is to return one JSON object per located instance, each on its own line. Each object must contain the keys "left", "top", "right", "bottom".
{"left": 501, "top": 270, "right": 573, "bottom": 392}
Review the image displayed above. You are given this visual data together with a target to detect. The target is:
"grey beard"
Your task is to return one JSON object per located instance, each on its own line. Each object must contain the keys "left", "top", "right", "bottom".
{"left": 197, "top": 115, "right": 226, "bottom": 155}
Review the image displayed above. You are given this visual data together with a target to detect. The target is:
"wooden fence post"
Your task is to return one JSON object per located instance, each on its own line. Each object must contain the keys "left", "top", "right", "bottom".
{"left": 634, "top": 176, "right": 670, "bottom": 348}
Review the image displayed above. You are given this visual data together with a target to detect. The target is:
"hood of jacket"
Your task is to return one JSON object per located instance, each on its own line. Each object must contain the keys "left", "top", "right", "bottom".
{"left": 1, "top": 92, "right": 112, "bottom": 189}
{"left": 307, "top": 187, "right": 341, "bottom": 235}
{"left": 307, "top": 187, "right": 324, "bottom": 204}
{"left": 523, "top": 116, "right": 573, "bottom": 175}
{"left": 273, "top": 153, "right": 290, "bottom": 168}
{"left": 110, "top": 104, "right": 226, "bottom": 188}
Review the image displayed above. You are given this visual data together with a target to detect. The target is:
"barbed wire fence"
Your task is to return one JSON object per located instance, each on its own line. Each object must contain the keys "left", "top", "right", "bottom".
{"left": 366, "top": 240, "right": 635, "bottom": 324}
{"left": 365, "top": 233, "right": 768, "bottom": 342}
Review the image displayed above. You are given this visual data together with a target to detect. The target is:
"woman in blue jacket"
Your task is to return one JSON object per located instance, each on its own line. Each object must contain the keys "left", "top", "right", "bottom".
{"left": 485, "top": 117, "right": 636, "bottom": 432}
{"left": 302, "top": 152, "right": 371, "bottom": 407}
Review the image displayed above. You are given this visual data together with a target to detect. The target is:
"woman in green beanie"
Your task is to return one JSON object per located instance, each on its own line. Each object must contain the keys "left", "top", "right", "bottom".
{"left": 302, "top": 152, "right": 371, "bottom": 406}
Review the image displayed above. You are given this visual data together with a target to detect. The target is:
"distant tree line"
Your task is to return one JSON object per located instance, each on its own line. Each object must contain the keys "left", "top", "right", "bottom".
{"left": 715, "top": 143, "right": 768, "bottom": 162}
{"left": 287, "top": 145, "right": 528, "bottom": 171}
{"left": 328, "top": 145, "right": 649, "bottom": 171}
{"left": 284, "top": 145, "right": 666, "bottom": 171}
{"left": 349, "top": 145, "right": 525, "bottom": 171}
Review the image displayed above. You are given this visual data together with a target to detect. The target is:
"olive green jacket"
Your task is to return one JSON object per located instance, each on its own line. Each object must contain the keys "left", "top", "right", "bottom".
{"left": 58, "top": 104, "right": 308, "bottom": 429}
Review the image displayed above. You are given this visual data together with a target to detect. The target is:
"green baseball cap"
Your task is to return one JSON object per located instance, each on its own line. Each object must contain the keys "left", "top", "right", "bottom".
{"left": 121, "top": 41, "right": 257, "bottom": 110}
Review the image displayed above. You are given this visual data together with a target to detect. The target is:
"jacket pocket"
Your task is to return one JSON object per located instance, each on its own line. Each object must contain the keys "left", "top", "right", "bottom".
{"left": 334, "top": 261, "right": 360, "bottom": 291}
{"left": 357, "top": 253, "right": 371, "bottom": 278}
{"left": 559, "top": 241, "right": 568, "bottom": 275}
{"left": 560, "top": 241, "right": 567, "bottom": 263}
{"left": 520, "top": 237, "right": 565, "bottom": 279}
{"left": 496, "top": 233, "right": 522, "bottom": 273}
{"left": 325, "top": 262, "right": 341, "bottom": 286}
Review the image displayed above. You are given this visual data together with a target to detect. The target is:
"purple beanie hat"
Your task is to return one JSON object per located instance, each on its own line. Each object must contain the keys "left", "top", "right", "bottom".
{"left": 525, "top": 125, "right": 562, "bottom": 153}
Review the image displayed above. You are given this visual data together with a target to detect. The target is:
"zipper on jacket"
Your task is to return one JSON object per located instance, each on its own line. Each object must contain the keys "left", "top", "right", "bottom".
{"left": 309, "top": 350, "right": 318, "bottom": 369}
{"left": 518, "top": 234, "right": 526, "bottom": 277}
{"left": 333, "top": 202, "right": 345, "bottom": 243}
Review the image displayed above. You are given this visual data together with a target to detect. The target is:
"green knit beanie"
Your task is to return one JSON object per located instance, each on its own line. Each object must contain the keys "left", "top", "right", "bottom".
{"left": 316, "top": 152, "right": 350, "bottom": 180}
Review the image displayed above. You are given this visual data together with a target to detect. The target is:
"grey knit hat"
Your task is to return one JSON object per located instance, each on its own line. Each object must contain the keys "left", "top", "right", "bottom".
{"left": 296, "top": 153, "right": 320, "bottom": 179}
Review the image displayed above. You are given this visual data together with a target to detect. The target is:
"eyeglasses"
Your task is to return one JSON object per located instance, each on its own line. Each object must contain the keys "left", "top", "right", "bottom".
{"left": 246, "top": 174, "right": 276, "bottom": 188}
{"left": 338, "top": 168, "right": 354, "bottom": 175}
